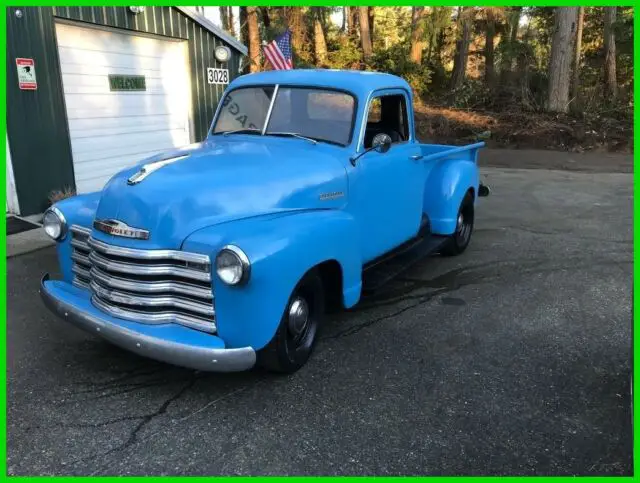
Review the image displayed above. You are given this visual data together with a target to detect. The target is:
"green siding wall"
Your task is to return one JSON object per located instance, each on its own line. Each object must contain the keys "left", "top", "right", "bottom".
{"left": 6, "top": 6, "right": 243, "bottom": 215}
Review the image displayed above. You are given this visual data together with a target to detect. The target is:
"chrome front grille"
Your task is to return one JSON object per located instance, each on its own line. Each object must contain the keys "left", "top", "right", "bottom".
{"left": 70, "top": 225, "right": 215, "bottom": 333}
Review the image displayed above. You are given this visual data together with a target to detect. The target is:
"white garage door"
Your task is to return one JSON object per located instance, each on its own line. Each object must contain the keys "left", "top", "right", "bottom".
{"left": 55, "top": 22, "right": 192, "bottom": 193}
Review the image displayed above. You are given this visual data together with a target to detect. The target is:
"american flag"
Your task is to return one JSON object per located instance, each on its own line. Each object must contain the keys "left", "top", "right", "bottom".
{"left": 263, "top": 29, "right": 293, "bottom": 70}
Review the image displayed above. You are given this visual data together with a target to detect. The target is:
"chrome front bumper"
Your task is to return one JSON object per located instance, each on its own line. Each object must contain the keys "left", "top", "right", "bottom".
{"left": 39, "top": 274, "right": 256, "bottom": 372}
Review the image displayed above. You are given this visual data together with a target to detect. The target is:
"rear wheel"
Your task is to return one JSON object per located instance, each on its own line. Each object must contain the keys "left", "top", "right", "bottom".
{"left": 257, "top": 270, "right": 324, "bottom": 373}
{"left": 442, "top": 192, "right": 474, "bottom": 256}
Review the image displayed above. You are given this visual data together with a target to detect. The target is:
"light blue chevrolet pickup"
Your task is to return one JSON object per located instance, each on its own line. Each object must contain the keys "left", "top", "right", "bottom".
{"left": 40, "top": 70, "right": 489, "bottom": 373}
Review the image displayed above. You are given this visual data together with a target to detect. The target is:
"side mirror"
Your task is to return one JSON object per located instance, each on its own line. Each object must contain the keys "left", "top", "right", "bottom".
{"left": 350, "top": 134, "right": 392, "bottom": 166}
{"left": 372, "top": 133, "right": 392, "bottom": 154}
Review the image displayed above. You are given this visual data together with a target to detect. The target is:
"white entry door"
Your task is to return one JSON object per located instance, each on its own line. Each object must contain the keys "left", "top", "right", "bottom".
{"left": 55, "top": 22, "right": 192, "bottom": 193}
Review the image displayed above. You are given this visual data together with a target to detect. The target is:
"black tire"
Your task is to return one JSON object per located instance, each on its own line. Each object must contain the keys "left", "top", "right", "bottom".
{"left": 441, "top": 191, "right": 474, "bottom": 256}
{"left": 257, "top": 270, "right": 325, "bottom": 373}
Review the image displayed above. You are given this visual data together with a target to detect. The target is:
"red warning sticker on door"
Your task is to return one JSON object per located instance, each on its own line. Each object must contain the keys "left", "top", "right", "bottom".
{"left": 16, "top": 58, "right": 37, "bottom": 90}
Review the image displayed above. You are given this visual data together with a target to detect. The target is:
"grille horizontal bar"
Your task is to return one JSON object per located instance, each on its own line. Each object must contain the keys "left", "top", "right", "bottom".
{"left": 90, "top": 266, "right": 213, "bottom": 300}
{"left": 90, "top": 280, "right": 215, "bottom": 318}
{"left": 89, "top": 251, "right": 211, "bottom": 282}
{"left": 92, "top": 295, "right": 215, "bottom": 332}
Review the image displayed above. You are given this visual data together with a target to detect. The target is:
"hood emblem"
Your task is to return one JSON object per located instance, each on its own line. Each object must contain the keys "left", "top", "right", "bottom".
{"left": 127, "top": 155, "right": 189, "bottom": 185}
{"left": 93, "top": 219, "right": 150, "bottom": 240}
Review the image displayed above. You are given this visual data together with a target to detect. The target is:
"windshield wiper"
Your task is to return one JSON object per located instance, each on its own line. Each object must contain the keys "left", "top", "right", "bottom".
{"left": 268, "top": 132, "right": 318, "bottom": 145}
{"left": 219, "top": 128, "right": 261, "bottom": 136}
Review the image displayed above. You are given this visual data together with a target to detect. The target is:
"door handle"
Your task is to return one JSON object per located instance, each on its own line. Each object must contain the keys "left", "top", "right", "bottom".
{"left": 410, "top": 154, "right": 424, "bottom": 161}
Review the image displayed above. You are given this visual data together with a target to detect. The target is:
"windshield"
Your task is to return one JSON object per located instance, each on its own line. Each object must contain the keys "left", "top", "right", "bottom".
{"left": 212, "top": 86, "right": 356, "bottom": 146}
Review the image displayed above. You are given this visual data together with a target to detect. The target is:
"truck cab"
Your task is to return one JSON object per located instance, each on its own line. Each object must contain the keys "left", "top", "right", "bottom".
{"left": 40, "top": 70, "right": 487, "bottom": 374}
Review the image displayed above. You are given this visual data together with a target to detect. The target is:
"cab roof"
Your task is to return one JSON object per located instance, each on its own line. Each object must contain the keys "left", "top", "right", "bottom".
{"left": 229, "top": 69, "right": 413, "bottom": 100}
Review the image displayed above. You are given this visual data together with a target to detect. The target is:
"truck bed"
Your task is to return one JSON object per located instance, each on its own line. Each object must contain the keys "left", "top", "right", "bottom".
{"left": 419, "top": 141, "right": 485, "bottom": 163}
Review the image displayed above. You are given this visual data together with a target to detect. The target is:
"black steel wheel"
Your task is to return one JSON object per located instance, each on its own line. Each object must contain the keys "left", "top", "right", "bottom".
{"left": 442, "top": 191, "right": 474, "bottom": 256}
{"left": 257, "top": 270, "right": 324, "bottom": 373}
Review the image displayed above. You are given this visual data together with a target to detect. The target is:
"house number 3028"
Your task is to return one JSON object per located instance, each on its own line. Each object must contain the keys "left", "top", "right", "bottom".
{"left": 207, "top": 68, "right": 229, "bottom": 85}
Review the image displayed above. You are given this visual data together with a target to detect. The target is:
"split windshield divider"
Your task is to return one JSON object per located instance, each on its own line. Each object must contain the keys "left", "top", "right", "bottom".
{"left": 261, "top": 84, "right": 280, "bottom": 135}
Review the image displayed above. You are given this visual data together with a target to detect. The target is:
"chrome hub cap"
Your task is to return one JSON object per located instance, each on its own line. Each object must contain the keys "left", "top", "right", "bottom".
{"left": 288, "top": 297, "right": 309, "bottom": 339}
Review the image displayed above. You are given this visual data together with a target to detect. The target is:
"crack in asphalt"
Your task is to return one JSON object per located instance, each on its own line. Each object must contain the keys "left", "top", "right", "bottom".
{"left": 63, "top": 375, "right": 200, "bottom": 472}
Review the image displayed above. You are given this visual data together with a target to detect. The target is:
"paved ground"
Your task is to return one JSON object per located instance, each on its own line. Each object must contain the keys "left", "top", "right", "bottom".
{"left": 7, "top": 166, "right": 632, "bottom": 475}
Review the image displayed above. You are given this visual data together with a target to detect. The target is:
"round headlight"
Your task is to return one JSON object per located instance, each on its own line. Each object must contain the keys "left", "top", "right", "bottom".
{"left": 43, "top": 207, "right": 67, "bottom": 241}
{"left": 215, "top": 245, "right": 250, "bottom": 285}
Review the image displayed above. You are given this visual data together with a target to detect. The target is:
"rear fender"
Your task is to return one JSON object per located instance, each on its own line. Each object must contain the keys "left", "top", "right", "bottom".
{"left": 182, "top": 210, "right": 362, "bottom": 350}
{"left": 423, "top": 158, "right": 479, "bottom": 235}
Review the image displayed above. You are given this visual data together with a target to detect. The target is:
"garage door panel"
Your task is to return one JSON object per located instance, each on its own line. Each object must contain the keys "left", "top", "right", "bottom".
{"left": 61, "top": 74, "right": 172, "bottom": 95}
{"left": 63, "top": 92, "right": 188, "bottom": 111}
{"left": 69, "top": 119, "right": 187, "bottom": 139}
{"left": 58, "top": 47, "right": 184, "bottom": 75}
{"left": 67, "top": 114, "right": 177, "bottom": 131}
{"left": 59, "top": 63, "right": 166, "bottom": 78}
{"left": 65, "top": 105, "right": 183, "bottom": 120}
{"left": 55, "top": 22, "right": 192, "bottom": 194}
{"left": 71, "top": 129, "right": 188, "bottom": 154}
{"left": 56, "top": 23, "right": 184, "bottom": 58}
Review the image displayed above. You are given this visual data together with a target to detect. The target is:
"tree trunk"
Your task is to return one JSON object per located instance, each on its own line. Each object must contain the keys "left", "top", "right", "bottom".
{"left": 484, "top": 9, "right": 496, "bottom": 87}
{"left": 547, "top": 7, "right": 578, "bottom": 112}
{"left": 510, "top": 7, "right": 522, "bottom": 43}
{"left": 260, "top": 7, "right": 270, "bottom": 28}
{"left": 570, "top": 7, "right": 584, "bottom": 102}
{"left": 247, "top": 7, "right": 261, "bottom": 73}
{"left": 604, "top": 7, "right": 618, "bottom": 100}
{"left": 499, "top": 7, "right": 522, "bottom": 86}
{"left": 228, "top": 7, "right": 236, "bottom": 38}
{"left": 219, "top": 7, "right": 229, "bottom": 32}
{"left": 358, "top": 7, "right": 373, "bottom": 60}
{"left": 368, "top": 7, "right": 375, "bottom": 40}
{"left": 410, "top": 7, "right": 426, "bottom": 64}
{"left": 313, "top": 8, "right": 328, "bottom": 66}
{"left": 450, "top": 7, "right": 472, "bottom": 89}
{"left": 239, "top": 7, "right": 248, "bottom": 46}
{"left": 341, "top": 6, "right": 347, "bottom": 32}
{"left": 347, "top": 7, "right": 359, "bottom": 38}
{"left": 282, "top": 7, "right": 305, "bottom": 55}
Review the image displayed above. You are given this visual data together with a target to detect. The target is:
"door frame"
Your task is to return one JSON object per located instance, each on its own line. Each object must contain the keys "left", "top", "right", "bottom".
{"left": 6, "top": 134, "right": 20, "bottom": 215}
{"left": 355, "top": 87, "right": 415, "bottom": 153}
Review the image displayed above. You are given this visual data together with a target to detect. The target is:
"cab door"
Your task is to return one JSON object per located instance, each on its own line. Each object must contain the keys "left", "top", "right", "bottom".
{"left": 347, "top": 89, "right": 425, "bottom": 263}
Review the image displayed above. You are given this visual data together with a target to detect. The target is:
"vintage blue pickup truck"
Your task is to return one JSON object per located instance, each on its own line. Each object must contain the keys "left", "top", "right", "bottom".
{"left": 40, "top": 69, "right": 489, "bottom": 373}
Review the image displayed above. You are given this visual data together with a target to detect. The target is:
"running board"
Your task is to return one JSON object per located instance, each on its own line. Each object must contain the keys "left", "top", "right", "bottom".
{"left": 362, "top": 235, "right": 449, "bottom": 294}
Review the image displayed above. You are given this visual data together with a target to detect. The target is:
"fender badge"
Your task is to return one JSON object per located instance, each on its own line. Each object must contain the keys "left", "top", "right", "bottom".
{"left": 319, "top": 191, "right": 344, "bottom": 201}
{"left": 93, "top": 219, "right": 150, "bottom": 240}
{"left": 127, "top": 155, "right": 189, "bottom": 185}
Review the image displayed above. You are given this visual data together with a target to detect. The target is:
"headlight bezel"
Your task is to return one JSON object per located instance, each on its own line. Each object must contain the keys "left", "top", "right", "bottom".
{"left": 42, "top": 207, "right": 67, "bottom": 241}
{"left": 215, "top": 245, "right": 251, "bottom": 286}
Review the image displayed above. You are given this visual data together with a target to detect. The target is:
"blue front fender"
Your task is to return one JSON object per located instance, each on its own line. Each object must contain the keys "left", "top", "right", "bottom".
{"left": 423, "top": 158, "right": 479, "bottom": 235}
{"left": 182, "top": 210, "right": 362, "bottom": 350}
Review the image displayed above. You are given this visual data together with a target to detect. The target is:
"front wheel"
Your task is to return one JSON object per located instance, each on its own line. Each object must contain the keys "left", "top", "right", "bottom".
{"left": 257, "top": 270, "right": 325, "bottom": 373}
{"left": 441, "top": 192, "right": 474, "bottom": 256}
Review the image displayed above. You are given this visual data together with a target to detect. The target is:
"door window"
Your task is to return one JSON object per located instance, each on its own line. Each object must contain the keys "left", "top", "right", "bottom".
{"left": 364, "top": 94, "right": 410, "bottom": 148}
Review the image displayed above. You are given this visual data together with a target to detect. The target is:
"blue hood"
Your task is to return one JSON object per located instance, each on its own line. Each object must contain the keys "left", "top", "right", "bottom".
{"left": 93, "top": 137, "right": 349, "bottom": 249}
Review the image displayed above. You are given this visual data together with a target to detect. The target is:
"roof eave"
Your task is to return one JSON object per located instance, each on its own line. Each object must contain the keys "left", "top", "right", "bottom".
{"left": 175, "top": 7, "right": 248, "bottom": 56}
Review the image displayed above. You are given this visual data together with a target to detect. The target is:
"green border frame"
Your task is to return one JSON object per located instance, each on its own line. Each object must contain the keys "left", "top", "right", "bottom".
{"left": 1, "top": 1, "right": 636, "bottom": 479}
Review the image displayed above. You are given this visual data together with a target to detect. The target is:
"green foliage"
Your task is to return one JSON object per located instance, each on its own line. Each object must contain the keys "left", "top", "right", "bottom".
{"left": 326, "top": 36, "right": 362, "bottom": 70}
{"left": 369, "top": 43, "right": 433, "bottom": 98}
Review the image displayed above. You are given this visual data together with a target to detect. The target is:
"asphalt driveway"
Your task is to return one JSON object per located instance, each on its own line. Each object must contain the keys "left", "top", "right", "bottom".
{"left": 7, "top": 166, "right": 632, "bottom": 475}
